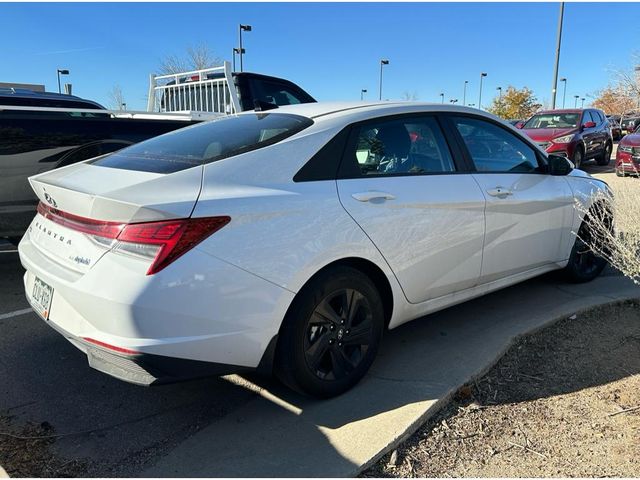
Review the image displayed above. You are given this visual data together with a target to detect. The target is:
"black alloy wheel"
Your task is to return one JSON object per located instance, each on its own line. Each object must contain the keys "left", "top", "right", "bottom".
{"left": 564, "top": 217, "right": 608, "bottom": 283}
{"left": 572, "top": 147, "right": 584, "bottom": 169}
{"left": 304, "top": 288, "right": 374, "bottom": 381}
{"left": 275, "top": 266, "right": 384, "bottom": 398}
{"left": 596, "top": 142, "right": 612, "bottom": 166}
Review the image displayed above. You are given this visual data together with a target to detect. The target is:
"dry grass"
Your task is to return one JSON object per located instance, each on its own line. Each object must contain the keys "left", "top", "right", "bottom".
{"left": 575, "top": 178, "right": 640, "bottom": 284}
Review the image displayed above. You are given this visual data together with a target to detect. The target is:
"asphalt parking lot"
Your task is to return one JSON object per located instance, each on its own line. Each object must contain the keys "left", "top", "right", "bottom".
{"left": 0, "top": 246, "right": 259, "bottom": 476}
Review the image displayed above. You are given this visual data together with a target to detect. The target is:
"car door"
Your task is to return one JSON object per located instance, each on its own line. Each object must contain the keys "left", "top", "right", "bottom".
{"left": 336, "top": 114, "right": 486, "bottom": 304}
{"left": 448, "top": 115, "right": 575, "bottom": 284}
{"left": 592, "top": 110, "right": 609, "bottom": 154}
{"left": 581, "top": 111, "right": 599, "bottom": 158}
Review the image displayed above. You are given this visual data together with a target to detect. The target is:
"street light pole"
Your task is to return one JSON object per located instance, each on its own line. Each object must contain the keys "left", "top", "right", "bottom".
{"left": 635, "top": 66, "right": 640, "bottom": 109}
{"left": 551, "top": 2, "right": 565, "bottom": 109}
{"left": 379, "top": 59, "right": 389, "bottom": 101}
{"left": 574, "top": 95, "right": 579, "bottom": 108}
{"left": 233, "top": 47, "right": 244, "bottom": 72}
{"left": 238, "top": 24, "right": 252, "bottom": 72}
{"left": 560, "top": 77, "right": 567, "bottom": 108}
{"left": 450, "top": 99, "right": 458, "bottom": 104}
{"left": 478, "top": 72, "right": 487, "bottom": 109}
{"left": 581, "top": 97, "right": 585, "bottom": 108}
{"left": 56, "top": 69, "right": 69, "bottom": 94}
{"left": 440, "top": 92, "right": 444, "bottom": 104}
{"left": 497, "top": 86, "right": 502, "bottom": 100}
{"left": 361, "top": 89, "right": 367, "bottom": 100}
{"left": 463, "top": 80, "right": 468, "bottom": 106}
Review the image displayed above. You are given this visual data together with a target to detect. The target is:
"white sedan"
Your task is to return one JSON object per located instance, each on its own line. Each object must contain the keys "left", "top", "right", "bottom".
{"left": 19, "top": 102, "right": 610, "bottom": 397}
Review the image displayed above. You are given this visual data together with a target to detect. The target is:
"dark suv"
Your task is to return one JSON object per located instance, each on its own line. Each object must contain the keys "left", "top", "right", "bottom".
{"left": 0, "top": 90, "right": 199, "bottom": 243}
{"left": 0, "top": 88, "right": 105, "bottom": 109}
{"left": 518, "top": 109, "right": 613, "bottom": 168}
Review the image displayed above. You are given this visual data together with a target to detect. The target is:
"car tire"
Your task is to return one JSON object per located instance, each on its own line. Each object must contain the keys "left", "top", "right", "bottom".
{"left": 596, "top": 142, "right": 612, "bottom": 166}
{"left": 563, "top": 215, "right": 608, "bottom": 283}
{"left": 572, "top": 146, "right": 584, "bottom": 169}
{"left": 274, "top": 266, "right": 384, "bottom": 398}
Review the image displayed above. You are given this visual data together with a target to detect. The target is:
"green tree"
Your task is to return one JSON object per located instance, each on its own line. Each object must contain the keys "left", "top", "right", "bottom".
{"left": 487, "top": 86, "right": 541, "bottom": 120}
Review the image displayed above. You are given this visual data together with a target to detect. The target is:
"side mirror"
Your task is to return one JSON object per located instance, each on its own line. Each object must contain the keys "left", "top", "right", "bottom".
{"left": 582, "top": 121, "right": 596, "bottom": 129}
{"left": 548, "top": 154, "right": 573, "bottom": 176}
{"left": 515, "top": 122, "right": 524, "bottom": 129}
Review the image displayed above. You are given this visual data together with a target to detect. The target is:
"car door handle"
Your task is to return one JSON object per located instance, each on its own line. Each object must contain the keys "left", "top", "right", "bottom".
{"left": 351, "top": 191, "right": 396, "bottom": 202}
{"left": 486, "top": 187, "right": 513, "bottom": 198}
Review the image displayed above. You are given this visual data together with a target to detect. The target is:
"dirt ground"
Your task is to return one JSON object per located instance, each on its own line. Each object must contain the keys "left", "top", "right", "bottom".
{"left": 365, "top": 300, "right": 640, "bottom": 478}
{"left": 0, "top": 418, "right": 87, "bottom": 477}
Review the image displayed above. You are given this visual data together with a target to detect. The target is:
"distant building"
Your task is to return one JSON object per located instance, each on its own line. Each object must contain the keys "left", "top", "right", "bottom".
{"left": 0, "top": 82, "right": 45, "bottom": 92}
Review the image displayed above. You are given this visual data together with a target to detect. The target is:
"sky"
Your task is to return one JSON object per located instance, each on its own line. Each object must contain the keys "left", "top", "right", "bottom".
{"left": 1, "top": 2, "right": 639, "bottom": 111}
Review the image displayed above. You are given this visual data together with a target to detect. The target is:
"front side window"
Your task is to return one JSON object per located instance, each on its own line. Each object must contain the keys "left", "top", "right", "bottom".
{"left": 92, "top": 113, "right": 313, "bottom": 173}
{"left": 346, "top": 116, "right": 455, "bottom": 177}
{"left": 582, "top": 111, "right": 594, "bottom": 125}
{"left": 453, "top": 117, "right": 540, "bottom": 173}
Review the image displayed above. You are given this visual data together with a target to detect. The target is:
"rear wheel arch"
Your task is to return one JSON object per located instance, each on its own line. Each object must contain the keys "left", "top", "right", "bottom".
{"left": 285, "top": 257, "right": 395, "bottom": 331}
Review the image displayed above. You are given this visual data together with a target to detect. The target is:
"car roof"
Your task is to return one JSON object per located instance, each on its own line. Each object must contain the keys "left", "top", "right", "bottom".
{"left": 248, "top": 101, "right": 505, "bottom": 126}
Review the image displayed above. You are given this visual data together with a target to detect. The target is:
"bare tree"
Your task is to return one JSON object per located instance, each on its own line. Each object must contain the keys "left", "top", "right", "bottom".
{"left": 574, "top": 181, "right": 640, "bottom": 285}
{"left": 401, "top": 91, "right": 419, "bottom": 101}
{"left": 158, "top": 42, "right": 222, "bottom": 74}
{"left": 605, "top": 52, "right": 640, "bottom": 119}
{"left": 107, "top": 84, "right": 126, "bottom": 110}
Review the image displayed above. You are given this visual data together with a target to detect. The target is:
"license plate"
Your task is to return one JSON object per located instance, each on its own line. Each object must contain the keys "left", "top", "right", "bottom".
{"left": 31, "top": 276, "right": 54, "bottom": 320}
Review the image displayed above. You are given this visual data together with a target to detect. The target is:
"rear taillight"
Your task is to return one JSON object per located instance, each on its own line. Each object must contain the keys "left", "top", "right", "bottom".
{"left": 37, "top": 202, "right": 230, "bottom": 275}
{"left": 37, "top": 202, "right": 124, "bottom": 239}
{"left": 116, "top": 217, "right": 230, "bottom": 275}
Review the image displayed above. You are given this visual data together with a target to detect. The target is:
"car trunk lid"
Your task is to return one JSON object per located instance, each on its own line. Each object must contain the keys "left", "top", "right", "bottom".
{"left": 27, "top": 162, "right": 203, "bottom": 273}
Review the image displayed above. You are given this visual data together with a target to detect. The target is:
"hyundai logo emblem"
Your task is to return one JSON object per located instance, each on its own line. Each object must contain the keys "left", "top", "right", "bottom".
{"left": 44, "top": 192, "right": 57, "bottom": 208}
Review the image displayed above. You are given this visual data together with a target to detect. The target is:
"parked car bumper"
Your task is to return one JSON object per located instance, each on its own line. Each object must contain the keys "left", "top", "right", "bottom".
{"left": 616, "top": 151, "right": 640, "bottom": 175}
{"left": 18, "top": 227, "right": 294, "bottom": 385}
{"left": 544, "top": 142, "right": 576, "bottom": 159}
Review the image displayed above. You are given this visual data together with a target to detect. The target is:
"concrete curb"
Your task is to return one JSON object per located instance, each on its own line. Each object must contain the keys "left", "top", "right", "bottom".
{"left": 354, "top": 296, "right": 640, "bottom": 475}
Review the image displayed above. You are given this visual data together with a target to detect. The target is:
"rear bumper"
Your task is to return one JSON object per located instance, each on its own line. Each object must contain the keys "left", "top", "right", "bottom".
{"left": 34, "top": 315, "right": 252, "bottom": 385}
{"left": 18, "top": 228, "right": 295, "bottom": 384}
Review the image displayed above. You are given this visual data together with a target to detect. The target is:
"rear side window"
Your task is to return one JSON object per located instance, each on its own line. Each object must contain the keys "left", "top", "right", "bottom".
{"left": 249, "top": 79, "right": 315, "bottom": 106}
{"left": 453, "top": 117, "right": 539, "bottom": 173}
{"left": 92, "top": 113, "right": 313, "bottom": 173}
{"left": 341, "top": 116, "right": 455, "bottom": 177}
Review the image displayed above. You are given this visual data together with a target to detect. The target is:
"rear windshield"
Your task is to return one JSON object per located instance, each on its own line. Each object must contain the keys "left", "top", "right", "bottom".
{"left": 92, "top": 113, "right": 313, "bottom": 173}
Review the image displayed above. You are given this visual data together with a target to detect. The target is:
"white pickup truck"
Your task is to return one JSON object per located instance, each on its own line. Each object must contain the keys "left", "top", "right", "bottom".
{"left": 0, "top": 62, "right": 316, "bottom": 241}
{"left": 147, "top": 61, "right": 315, "bottom": 114}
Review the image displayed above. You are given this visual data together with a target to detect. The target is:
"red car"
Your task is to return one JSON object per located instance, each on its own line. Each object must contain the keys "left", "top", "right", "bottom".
{"left": 517, "top": 109, "right": 613, "bottom": 169}
{"left": 616, "top": 125, "right": 640, "bottom": 176}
